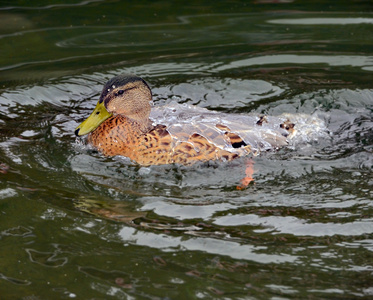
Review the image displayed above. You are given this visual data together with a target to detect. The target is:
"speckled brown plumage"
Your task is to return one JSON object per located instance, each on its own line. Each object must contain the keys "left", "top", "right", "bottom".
{"left": 88, "top": 115, "right": 241, "bottom": 166}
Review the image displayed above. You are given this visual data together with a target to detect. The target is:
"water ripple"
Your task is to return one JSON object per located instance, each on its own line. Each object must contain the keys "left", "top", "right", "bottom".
{"left": 213, "top": 214, "right": 373, "bottom": 236}
{"left": 268, "top": 17, "right": 373, "bottom": 25}
{"left": 0, "top": 0, "right": 105, "bottom": 11}
{"left": 117, "top": 226, "right": 298, "bottom": 263}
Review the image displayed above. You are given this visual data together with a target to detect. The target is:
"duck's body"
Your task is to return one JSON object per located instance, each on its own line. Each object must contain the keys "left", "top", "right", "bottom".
{"left": 75, "top": 74, "right": 327, "bottom": 166}
{"left": 88, "top": 115, "right": 242, "bottom": 165}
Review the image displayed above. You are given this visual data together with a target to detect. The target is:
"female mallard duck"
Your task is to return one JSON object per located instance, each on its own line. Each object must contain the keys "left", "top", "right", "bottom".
{"left": 75, "top": 74, "right": 327, "bottom": 166}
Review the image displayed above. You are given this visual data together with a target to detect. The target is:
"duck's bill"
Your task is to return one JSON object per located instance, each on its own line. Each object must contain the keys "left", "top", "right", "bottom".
{"left": 75, "top": 101, "right": 112, "bottom": 136}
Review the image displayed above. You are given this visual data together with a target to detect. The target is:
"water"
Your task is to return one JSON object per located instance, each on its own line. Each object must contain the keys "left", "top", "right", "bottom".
{"left": 1, "top": 1, "right": 373, "bottom": 299}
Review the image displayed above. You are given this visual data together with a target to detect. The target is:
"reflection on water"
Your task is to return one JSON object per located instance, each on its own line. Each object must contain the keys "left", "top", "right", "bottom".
{"left": 267, "top": 17, "right": 373, "bottom": 25}
{"left": 0, "top": 0, "right": 373, "bottom": 299}
{"left": 117, "top": 226, "right": 298, "bottom": 263}
{"left": 215, "top": 54, "right": 373, "bottom": 71}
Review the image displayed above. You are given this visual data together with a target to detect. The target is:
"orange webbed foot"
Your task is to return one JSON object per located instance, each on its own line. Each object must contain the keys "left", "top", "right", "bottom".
{"left": 236, "top": 159, "right": 255, "bottom": 190}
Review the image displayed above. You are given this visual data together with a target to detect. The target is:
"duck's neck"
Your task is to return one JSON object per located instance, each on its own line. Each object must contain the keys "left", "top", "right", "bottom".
{"left": 127, "top": 116, "right": 153, "bottom": 134}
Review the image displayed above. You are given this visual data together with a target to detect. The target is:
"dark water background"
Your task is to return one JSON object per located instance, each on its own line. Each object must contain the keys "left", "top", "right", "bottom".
{"left": 1, "top": 1, "right": 372, "bottom": 299}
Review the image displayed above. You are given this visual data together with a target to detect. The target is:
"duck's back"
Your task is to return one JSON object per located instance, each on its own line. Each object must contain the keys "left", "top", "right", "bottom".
{"left": 150, "top": 102, "right": 328, "bottom": 156}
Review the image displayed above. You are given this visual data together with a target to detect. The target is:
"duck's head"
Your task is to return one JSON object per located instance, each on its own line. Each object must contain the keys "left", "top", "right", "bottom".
{"left": 75, "top": 74, "right": 152, "bottom": 136}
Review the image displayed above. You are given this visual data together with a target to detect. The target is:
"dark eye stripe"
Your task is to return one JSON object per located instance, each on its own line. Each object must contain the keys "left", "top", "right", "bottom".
{"left": 115, "top": 86, "right": 136, "bottom": 97}
{"left": 103, "top": 86, "right": 138, "bottom": 106}
{"left": 123, "top": 86, "right": 136, "bottom": 93}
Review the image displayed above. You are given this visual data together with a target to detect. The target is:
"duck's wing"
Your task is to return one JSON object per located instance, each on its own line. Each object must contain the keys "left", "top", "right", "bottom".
{"left": 150, "top": 102, "right": 327, "bottom": 154}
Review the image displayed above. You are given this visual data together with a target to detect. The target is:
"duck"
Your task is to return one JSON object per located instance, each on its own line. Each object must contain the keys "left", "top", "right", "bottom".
{"left": 75, "top": 74, "right": 327, "bottom": 166}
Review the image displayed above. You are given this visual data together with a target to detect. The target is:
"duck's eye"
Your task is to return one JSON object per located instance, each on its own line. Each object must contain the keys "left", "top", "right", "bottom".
{"left": 118, "top": 90, "right": 124, "bottom": 95}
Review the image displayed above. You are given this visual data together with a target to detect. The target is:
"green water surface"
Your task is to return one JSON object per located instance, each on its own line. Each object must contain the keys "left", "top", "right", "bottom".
{"left": 0, "top": 1, "right": 373, "bottom": 299}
